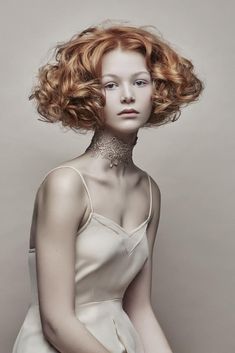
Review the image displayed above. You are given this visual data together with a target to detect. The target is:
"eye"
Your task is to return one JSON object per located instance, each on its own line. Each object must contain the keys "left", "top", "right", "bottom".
{"left": 135, "top": 79, "right": 148, "bottom": 87}
{"left": 104, "top": 82, "right": 117, "bottom": 90}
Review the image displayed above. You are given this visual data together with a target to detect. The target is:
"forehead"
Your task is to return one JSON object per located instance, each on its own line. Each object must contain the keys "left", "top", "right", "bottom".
{"left": 101, "top": 48, "right": 149, "bottom": 77}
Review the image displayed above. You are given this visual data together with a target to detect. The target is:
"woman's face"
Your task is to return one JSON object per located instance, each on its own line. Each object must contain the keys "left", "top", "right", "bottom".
{"left": 100, "top": 48, "right": 153, "bottom": 133}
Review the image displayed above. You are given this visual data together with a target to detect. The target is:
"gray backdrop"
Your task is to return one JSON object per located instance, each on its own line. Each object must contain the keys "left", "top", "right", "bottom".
{"left": 1, "top": 1, "right": 234, "bottom": 352}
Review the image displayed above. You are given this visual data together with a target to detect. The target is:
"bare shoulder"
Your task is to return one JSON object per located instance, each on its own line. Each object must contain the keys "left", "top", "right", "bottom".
{"left": 37, "top": 165, "right": 83, "bottom": 196}
{"left": 35, "top": 164, "right": 88, "bottom": 218}
{"left": 149, "top": 174, "right": 161, "bottom": 202}
{"left": 141, "top": 171, "right": 161, "bottom": 227}
{"left": 29, "top": 164, "right": 89, "bottom": 250}
{"left": 136, "top": 166, "right": 161, "bottom": 201}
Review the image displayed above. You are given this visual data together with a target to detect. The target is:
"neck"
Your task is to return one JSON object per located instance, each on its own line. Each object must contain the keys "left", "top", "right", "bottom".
{"left": 85, "top": 128, "right": 138, "bottom": 170}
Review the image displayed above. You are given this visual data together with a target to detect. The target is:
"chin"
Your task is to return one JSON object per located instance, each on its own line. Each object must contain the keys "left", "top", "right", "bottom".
{"left": 114, "top": 124, "right": 141, "bottom": 134}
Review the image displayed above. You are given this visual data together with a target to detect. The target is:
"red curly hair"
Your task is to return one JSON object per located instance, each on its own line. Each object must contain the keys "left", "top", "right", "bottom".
{"left": 29, "top": 21, "right": 204, "bottom": 133}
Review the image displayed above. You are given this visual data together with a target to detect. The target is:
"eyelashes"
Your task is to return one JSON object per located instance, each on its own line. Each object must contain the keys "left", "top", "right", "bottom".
{"left": 103, "top": 80, "right": 149, "bottom": 90}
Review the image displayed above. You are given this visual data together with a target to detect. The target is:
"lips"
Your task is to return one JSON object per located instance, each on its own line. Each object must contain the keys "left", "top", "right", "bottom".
{"left": 118, "top": 109, "right": 139, "bottom": 115}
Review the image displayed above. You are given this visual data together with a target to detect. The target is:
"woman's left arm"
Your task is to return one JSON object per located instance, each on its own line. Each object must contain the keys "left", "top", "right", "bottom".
{"left": 123, "top": 177, "right": 173, "bottom": 353}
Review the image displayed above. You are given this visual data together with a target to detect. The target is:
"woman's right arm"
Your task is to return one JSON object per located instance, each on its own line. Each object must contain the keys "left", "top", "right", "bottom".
{"left": 34, "top": 168, "right": 111, "bottom": 353}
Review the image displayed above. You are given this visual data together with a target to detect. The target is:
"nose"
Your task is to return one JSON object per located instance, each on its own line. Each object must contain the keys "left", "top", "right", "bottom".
{"left": 120, "top": 95, "right": 135, "bottom": 104}
{"left": 120, "top": 85, "right": 135, "bottom": 104}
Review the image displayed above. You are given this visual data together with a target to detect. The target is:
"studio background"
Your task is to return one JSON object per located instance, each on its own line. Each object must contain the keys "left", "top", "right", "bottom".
{"left": 1, "top": 1, "right": 234, "bottom": 352}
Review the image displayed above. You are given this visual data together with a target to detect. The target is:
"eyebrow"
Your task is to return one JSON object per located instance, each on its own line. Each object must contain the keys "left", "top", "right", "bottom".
{"left": 101, "top": 71, "right": 150, "bottom": 78}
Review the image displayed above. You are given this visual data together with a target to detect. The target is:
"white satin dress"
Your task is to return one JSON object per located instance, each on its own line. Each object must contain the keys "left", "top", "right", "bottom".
{"left": 12, "top": 165, "right": 152, "bottom": 353}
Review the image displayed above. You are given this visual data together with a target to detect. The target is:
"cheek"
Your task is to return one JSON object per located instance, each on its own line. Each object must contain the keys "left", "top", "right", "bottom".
{"left": 136, "top": 91, "right": 153, "bottom": 107}
{"left": 103, "top": 92, "right": 117, "bottom": 107}
{"left": 103, "top": 95, "right": 117, "bottom": 117}
{"left": 137, "top": 85, "right": 153, "bottom": 99}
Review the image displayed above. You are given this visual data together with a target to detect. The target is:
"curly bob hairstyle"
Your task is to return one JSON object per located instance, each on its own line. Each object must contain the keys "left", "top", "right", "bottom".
{"left": 29, "top": 21, "right": 204, "bottom": 133}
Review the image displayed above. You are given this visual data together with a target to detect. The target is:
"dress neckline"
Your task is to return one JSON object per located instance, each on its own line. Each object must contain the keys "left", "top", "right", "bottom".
{"left": 78, "top": 211, "right": 150, "bottom": 236}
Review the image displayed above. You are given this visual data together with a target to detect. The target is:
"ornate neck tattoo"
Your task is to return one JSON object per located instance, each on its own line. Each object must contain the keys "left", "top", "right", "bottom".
{"left": 85, "top": 129, "right": 138, "bottom": 168}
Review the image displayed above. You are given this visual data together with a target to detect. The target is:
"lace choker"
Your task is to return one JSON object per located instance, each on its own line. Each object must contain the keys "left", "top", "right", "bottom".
{"left": 85, "top": 129, "right": 138, "bottom": 168}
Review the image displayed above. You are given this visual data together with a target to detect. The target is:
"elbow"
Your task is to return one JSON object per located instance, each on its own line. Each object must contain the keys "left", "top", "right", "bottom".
{"left": 41, "top": 312, "right": 78, "bottom": 347}
{"left": 42, "top": 318, "right": 60, "bottom": 344}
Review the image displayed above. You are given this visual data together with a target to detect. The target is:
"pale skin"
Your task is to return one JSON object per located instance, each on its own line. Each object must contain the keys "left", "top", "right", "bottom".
{"left": 30, "top": 48, "right": 173, "bottom": 353}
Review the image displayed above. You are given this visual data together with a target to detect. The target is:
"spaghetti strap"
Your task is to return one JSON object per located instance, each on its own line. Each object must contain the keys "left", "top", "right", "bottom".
{"left": 146, "top": 173, "right": 152, "bottom": 221}
{"left": 40, "top": 165, "right": 94, "bottom": 213}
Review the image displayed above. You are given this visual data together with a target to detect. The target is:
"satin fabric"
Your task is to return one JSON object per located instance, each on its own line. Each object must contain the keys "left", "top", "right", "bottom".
{"left": 12, "top": 166, "right": 152, "bottom": 353}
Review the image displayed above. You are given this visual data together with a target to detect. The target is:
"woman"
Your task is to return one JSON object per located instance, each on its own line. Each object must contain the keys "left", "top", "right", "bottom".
{"left": 12, "top": 21, "right": 204, "bottom": 353}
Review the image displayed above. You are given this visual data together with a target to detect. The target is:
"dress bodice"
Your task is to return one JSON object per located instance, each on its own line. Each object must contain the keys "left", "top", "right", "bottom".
{"left": 13, "top": 165, "right": 153, "bottom": 353}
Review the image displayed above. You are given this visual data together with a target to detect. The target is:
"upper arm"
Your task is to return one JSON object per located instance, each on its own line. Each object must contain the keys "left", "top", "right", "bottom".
{"left": 33, "top": 168, "right": 87, "bottom": 335}
{"left": 123, "top": 176, "right": 161, "bottom": 316}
